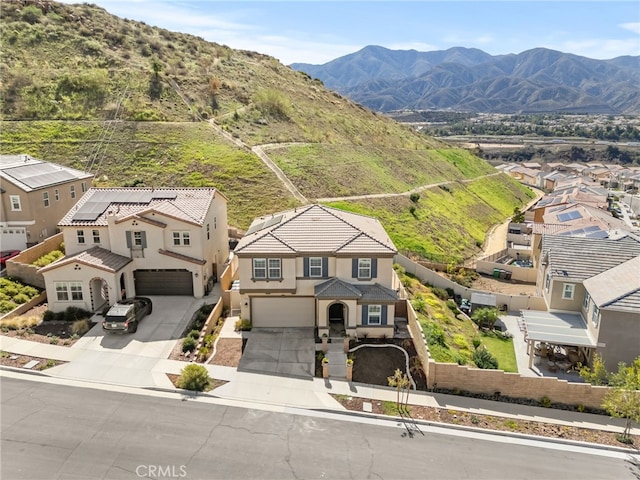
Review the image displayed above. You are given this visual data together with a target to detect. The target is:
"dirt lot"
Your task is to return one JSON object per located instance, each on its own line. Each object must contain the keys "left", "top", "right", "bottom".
{"left": 471, "top": 274, "right": 537, "bottom": 296}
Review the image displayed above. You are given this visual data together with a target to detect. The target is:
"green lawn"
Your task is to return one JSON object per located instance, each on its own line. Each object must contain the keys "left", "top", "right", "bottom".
{"left": 480, "top": 333, "right": 518, "bottom": 373}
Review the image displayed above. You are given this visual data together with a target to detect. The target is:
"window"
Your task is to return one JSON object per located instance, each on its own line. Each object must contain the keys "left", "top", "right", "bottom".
{"left": 133, "top": 231, "right": 143, "bottom": 247}
{"left": 77, "top": 230, "right": 85, "bottom": 244}
{"left": 55, "top": 283, "right": 69, "bottom": 301}
{"left": 54, "top": 189, "right": 59, "bottom": 201}
{"left": 253, "top": 258, "right": 281, "bottom": 280}
{"left": 309, "top": 257, "right": 323, "bottom": 277}
{"left": 70, "top": 282, "right": 83, "bottom": 301}
{"left": 253, "top": 258, "right": 267, "bottom": 279}
{"left": 173, "top": 231, "right": 191, "bottom": 246}
{"left": 55, "top": 282, "right": 83, "bottom": 301}
{"left": 358, "top": 258, "right": 371, "bottom": 278}
{"left": 206, "top": 223, "right": 210, "bottom": 240}
{"left": 592, "top": 304, "right": 600, "bottom": 327}
{"left": 81, "top": 182, "right": 87, "bottom": 192}
{"left": 70, "top": 185, "right": 76, "bottom": 199}
{"left": 562, "top": 283, "right": 575, "bottom": 300}
{"left": 367, "top": 305, "right": 382, "bottom": 325}
{"left": 43, "top": 191, "right": 50, "bottom": 207}
{"left": 583, "top": 292, "right": 590, "bottom": 310}
{"left": 92, "top": 230, "right": 100, "bottom": 244}
{"left": 10, "top": 195, "right": 21, "bottom": 211}
{"left": 268, "top": 258, "right": 281, "bottom": 278}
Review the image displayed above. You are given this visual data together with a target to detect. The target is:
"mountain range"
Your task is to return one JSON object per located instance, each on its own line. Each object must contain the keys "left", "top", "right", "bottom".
{"left": 291, "top": 46, "right": 640, "bottom": 114}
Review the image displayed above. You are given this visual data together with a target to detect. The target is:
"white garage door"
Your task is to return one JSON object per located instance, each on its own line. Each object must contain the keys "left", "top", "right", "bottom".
{"left": 252, "top": 297, "right": 315, "bottom": 328}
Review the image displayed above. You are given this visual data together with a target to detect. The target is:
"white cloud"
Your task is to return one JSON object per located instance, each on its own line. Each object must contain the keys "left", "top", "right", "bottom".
{"left": 619, "top": 22, "right": 640, "bottom": 34}
{"left": 556, "top": 38, "right": 640, "bottom": 59}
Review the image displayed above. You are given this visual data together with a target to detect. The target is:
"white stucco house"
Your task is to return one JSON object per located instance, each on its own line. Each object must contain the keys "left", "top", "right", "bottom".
{"left": 40, "top": 188, "right": 229, "bottom": 312}
{"left": 235, "top": 204, "right": 401, "bottom": 338}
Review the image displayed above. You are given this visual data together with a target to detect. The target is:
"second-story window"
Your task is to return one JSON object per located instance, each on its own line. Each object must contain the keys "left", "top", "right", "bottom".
{"left": 43, "top": 191, "right": 50, "bottom": 207}
{"left": 268, "top": 258, "right": 281, "bottom": 278}
{"left": 10, "top": 195, "right": 21, "bottom": 211}
{"left": 309, "top": 257, "right": 323, "bottom": 277}
{"left": 206, "top": 223, "right": 210, "bottom": 240}
{"left": 54, "top": 189, "right": 59, "bottom": 201}
{"left": 583, "top": 292, "right": 590, "bottom": 310}
{"left": 592, "top": 304, "right": 600, "bottom": 327}
{"left": 81, "top": 182, "right": 87, "bottom": 193}
{"left": 562, "top": 283, "right": 575, "bottom": 300}
{"left": 70, "top": 185, "right": 76, "bottom": 199}
{"left": 77, "top": 230, "right": 85, "bottom": 244}
{"left": 358, "top": 258, "right": 371, "bottom": 278}
{"left": 92, "top": 230, "right": 100, "bottom": 244}
{"left": 253, "top": 259, "right": 267, "bottom": 279}
{"left": 173, "top": 231, "right": 191, "bottom": 246}
{"left": 253, "top": 258, "right": 281, "bottom": 280}
{"left": 133, "top": 231, "right": 143, "bottom": 247}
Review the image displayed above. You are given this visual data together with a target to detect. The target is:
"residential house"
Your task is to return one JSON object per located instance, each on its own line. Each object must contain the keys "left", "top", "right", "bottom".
{"left": 0, "top": 154, "right": 93, "bottom": 250}
{"left": 235, "top": 204, "right": 400, "bottom": 338}
{"left": 40, "top": 188, "right": 229, "bottom": 312}
{"left": 507, "top": 166, "right": 538, "bottom": 186}
{"left": 533, "top": 234, "right": 640, "bottom": 367}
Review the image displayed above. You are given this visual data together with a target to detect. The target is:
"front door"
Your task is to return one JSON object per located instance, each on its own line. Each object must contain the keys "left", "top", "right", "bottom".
{"left": 328, "top": 302, "right": 346, "bottom": 337}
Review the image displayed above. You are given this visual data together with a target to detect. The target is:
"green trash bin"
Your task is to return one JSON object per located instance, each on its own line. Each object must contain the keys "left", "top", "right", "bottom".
{"left": 493, "top": 268, "right": 501, "bottom": 278}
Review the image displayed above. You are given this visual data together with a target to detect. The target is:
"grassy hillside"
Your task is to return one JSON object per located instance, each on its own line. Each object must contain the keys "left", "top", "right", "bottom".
{"left": 0, "top": 0, "right": 533, "bottom": 257}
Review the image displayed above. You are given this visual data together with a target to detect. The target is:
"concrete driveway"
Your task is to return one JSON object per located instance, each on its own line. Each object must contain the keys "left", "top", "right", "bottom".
{"left": 239, "top": 328, "right": 316, "bottom": 378}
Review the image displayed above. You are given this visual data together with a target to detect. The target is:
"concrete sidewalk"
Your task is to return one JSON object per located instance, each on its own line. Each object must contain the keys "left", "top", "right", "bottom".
{"left": 2, "top": 322, "right": 639, "bottom": 438}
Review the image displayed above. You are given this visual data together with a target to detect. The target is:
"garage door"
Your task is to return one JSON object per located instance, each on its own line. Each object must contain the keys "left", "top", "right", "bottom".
{"left": 134, "top": 270, "right": 193, "bottom": 296}
{"left": 252, "top": 297, "right": 315, "bottom": 328}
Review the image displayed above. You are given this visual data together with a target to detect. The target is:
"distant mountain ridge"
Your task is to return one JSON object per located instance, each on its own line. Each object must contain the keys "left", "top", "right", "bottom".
{"left": 291, "top": 46, "right": 640, "bottom": 114}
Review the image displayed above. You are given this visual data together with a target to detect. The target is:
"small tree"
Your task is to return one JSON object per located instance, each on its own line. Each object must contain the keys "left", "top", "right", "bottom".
{"left": 388, "top": 368, "right": 410, "bottom": 412}
{"left": 580, "top": 355, "right": 640, "bottom": 443}
{"left": 512, "top": 207, "right": 525, "bottom": 224}
{"left": 471, "top": 307, "right": 498, "bottom": 330}
{"left": 177, "top": 364, "right": 211, "bottom": 392}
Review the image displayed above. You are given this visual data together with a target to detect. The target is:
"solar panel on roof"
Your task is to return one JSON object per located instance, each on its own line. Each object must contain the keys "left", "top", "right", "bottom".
{"left": 586, "top": 230, "right": 609, "bottom": 239}
{"left": 246, "top": 221, "right": 264, "bottom": 235}
{"left": 263, "top": 215, "right": 283, "bottom": 229}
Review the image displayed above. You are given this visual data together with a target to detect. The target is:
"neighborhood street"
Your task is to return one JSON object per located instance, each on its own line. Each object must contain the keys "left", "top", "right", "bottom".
{"left": 2, "top": 376, "right": 638, "bottom": 480}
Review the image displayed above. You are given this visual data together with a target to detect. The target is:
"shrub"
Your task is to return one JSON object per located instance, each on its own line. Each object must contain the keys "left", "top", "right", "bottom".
{"left": 0, "top": 300, "right": 18, "bottom": 313}
{"left": 234, "top": 319, "right": 252, "bottom": 331}
{"left": 182, "top": 336, "right": 197, "bottom": 353}
{"left": 43, "top": 310, "right": 56, "bottom": 322}
{"left": 21, "top": 5, "right": 43, "bottom": 24}
{"left": 64, "top": 306, "right": 92, "bottom": 321}
{"left": 49, "top": 336, "right": 60, "bottom": 345}
{"left": 472, "top": 347, "right": 499, "bottom": 369}
{"left": 472, "top": 337, "right": 482, "bottom": 349}
{"left": 252, "top": 89, "right": 292, "bottom": 120}
{"left": 445, "top": 299, "right": 458, "bottom": 312}
{"left": 409, "top": 192, "right": 420, "bottom": 203}
{"left": 12, "top": 293, "right": 30, "bottom": 304}
{"left": 0, "top": 315, "right": 40, "bottom": 330}
{"left": 540, "top": 396, "right": 552, "bottom": 408}
{"left": 424, "top": 323, "right": 447, "bottom": 347}
{"left": 471, "top": 308, "right": 499, "bottom": 330}
{"left": 203, "top": 333, "right": 214, "bottom": 348}
{"left": 32, "top": 250, "right": 64, "bottom": 267}
{"left": 71, "top": 319, "right": 91, "bottom": 336}
{"left": 197, "top": 346, "right": 210, "bottom": 362}
{"left": 188, "top": 329, "right": 201, "bottom": 340}
{"left": 431, "top": 287, "right": 450, "bottom": 300}
{"left": 177, "top": 364, "right": 211, "bottom": 392}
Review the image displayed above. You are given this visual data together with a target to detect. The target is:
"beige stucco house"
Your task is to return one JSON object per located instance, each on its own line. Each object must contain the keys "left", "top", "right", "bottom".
{"left": 40, "top": 188, "right": 229, "bottom": 312}
{"left": 0, "top": 154, "right": 94, "bottom": 250}
{"left": 532, "top": 234, "right": 640, "bottom": 367}
{"left": 235, "top": 205, "right": 400, "bottom": 338}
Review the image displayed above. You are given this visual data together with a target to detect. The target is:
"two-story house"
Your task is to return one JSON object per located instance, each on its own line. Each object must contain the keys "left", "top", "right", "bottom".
{"left": 0, "top": 154, "right": 94, "bottom": 250}
{"left": 530, "top": 234, "right": 640, "bottom": 367}
{"left": 235, "top": 205, "right": 400, "bottom": 338}
{"left": 39, "top": 188, "right": 229, "bottom": 312}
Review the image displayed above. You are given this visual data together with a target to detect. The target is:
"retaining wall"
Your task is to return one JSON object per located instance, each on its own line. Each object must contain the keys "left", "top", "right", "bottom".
{"left": 1, "top": 292, "right": 47, "bottom": 320}
{"left": 6, "top": 233, "right": 64, "bottom": 288}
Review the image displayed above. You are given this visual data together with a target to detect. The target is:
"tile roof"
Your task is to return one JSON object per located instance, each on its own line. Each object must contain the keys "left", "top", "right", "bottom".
{"left": 38, "top": 246, "right": 132, "bottom": 273}
{"left": 58, "top": 188, "right": 222, "bottom": 227}
{"left": 0, "top": 154, "right": 93, "bottom": 192}
{"left": 235, "top": 205, "right": 397, "bottom": 256}
{"left": 313, "top": 278, "right": 398, "bottom": 302}
{"left": 542, "top": 234, "right": 640, "bottom": 282}
{"left": 583, "top": 256, "right": 640, "bottom": 312}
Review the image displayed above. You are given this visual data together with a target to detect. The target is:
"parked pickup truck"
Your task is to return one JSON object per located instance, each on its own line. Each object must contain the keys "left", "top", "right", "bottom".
{"left": 102, "top": 297, "right": 152, "bottom": 333}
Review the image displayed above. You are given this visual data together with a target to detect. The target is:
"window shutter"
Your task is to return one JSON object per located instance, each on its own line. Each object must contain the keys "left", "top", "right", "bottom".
{"left": 352, "top": 258, "right": 358, "bottom": 278}
{"left": 371, "top": 258, "right": 378, "bottom": 278}
{"left": 141, "top": 231, "right": 147, "bottom": 248}
{"left": 322, "top": 257, "right": 328, "bottom": 277}
{"left": 125, "top": 231, "right": 132, "bottom": 248}
{"left": 381, "top": 305, "right": 388, "bottom": 325}
{"left": 303, "top": 257, "right": 309, "bottom": 277}
{"left": 361, "top": 306, "right": 368, "bottom": 325}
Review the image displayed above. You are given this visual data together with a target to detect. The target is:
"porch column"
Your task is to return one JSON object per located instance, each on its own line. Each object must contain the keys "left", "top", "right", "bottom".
{"left": 528, "top": 340, "right": 534, "bottom": 368}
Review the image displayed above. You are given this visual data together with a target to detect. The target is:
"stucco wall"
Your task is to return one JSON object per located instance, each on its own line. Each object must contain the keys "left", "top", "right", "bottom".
{"left": 476, "top": 260, "right": 538, "bottom": 283}
{"left": 597, "top": 309, "right": 640, "bottom": 367}
{"left": 6, "top": 233, "right": 64, "bottom": 288}
{"left": 394, "top": 254, "right": 547, "bottom": 311}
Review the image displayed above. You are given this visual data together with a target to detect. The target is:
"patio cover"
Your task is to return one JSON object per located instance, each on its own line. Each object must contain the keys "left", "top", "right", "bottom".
{"left": 522, "top": 310, "right": 596, "bottom": 347}
{"left": 470, "top": 292, "right": 497, "bottom": 308}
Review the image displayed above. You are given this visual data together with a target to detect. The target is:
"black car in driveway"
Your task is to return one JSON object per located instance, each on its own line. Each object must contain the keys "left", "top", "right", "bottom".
{"left": 102, "top": 297, "right": 152, "bottom": 333}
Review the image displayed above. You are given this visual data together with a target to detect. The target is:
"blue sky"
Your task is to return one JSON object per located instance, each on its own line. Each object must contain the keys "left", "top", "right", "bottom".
{"left": 62, "top": 1, "right": 640, "bottom": 64}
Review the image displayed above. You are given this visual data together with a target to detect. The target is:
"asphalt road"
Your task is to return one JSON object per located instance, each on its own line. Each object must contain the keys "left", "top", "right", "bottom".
{"left": 2, "top": 376, "right": 638, "bottom": 480}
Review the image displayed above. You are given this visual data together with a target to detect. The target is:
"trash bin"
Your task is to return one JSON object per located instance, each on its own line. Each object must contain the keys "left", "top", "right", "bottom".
{"left": 505, "top": 271, "right": 512, "bottom": 280}
{"left": 493, "top": 268, "right": 501, "bottom": 278}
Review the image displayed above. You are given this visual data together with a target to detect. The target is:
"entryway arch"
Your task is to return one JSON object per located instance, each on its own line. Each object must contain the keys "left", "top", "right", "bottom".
{"left": 90, "top": 277, "right": 109, "bottom": 313}
{"left": 328, "top": 301, "right": 347, "bottom": 337}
